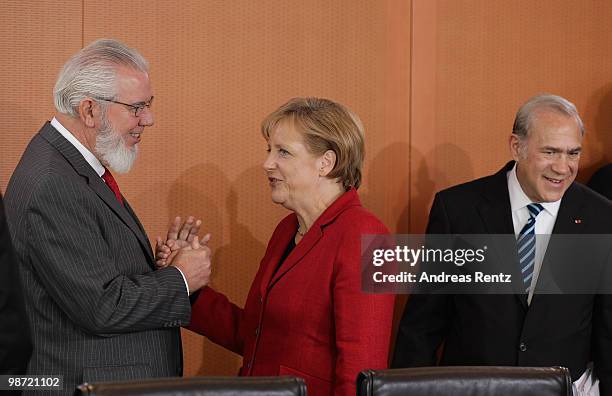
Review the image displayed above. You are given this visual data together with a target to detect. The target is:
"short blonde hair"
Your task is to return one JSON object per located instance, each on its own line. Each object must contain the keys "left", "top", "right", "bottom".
{"left": 261, "top": 97, "right": 365, "bottom": 189}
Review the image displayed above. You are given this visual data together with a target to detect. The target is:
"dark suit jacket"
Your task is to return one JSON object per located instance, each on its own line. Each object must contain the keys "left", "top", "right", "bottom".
{"left": 392, "top": 161, "right": 612, "bottom": 395}
{"left": 588, "top": 163, "right": 612, "bottom": 200}
{"left": 0, "top": 192, "right": 31, "bottom": 375}
{"left": 4, "top": 123, "right": 191, "bottom": 395}
{"left": 188, "top": 189, "right": 395, "bottom": 396}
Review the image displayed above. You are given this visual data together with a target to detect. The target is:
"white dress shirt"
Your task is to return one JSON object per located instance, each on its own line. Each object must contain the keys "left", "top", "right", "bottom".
{"left": 51, "top": 117, "right": 105, "bottom": 176}
{"left": 506, "top": 163, "right": 560, "bottom": 305}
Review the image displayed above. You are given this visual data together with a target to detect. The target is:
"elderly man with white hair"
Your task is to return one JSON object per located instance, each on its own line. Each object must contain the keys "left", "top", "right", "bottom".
{"left": 4, "top": 39, "right": 211, "bottom": 395}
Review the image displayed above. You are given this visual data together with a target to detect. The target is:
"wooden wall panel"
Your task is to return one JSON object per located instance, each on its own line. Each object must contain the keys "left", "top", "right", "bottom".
{"left": 82, "top": 0, "right": 410, "bottom": 376}
{"left": 6, "top": 0, "right": 612, "bottom": 382}
{"left": 0, "top": 1, "right": 82, "bottom": 189}
{"left": 410, "top": 0, "right": 612, "bottom": 233}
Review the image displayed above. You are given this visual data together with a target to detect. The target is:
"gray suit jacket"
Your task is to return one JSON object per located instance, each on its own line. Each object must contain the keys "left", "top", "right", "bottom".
{"left": 4, "top": 123, "right": 191, "bottom": 395}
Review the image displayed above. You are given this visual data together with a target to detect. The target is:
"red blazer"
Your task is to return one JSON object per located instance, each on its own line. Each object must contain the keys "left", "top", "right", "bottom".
{"left": 189, "top": 189, "right": 395, "bottom": 395}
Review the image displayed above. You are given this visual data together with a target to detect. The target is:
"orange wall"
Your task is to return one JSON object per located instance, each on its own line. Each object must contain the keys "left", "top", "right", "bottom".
{"left": 409, "top": 0, "right": 612, "bottom": 233}
{"left": 0, "top": 0, "right": 410, "bottom": 375}
{"left": 3, "top": 0, "right": 612, "bottom": 376}
{"left": 0, "top": 1, "right": 82, "bottom": 189}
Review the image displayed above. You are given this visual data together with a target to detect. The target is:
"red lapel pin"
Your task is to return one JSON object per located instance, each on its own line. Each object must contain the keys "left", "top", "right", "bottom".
{"left": 574, "top": 219, "right": 582, "bottom": 224}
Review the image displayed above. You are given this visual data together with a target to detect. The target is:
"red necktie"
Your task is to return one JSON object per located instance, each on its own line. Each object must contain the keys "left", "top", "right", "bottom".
{"left": 101, "top": 168, "right": 124, "bottom": 205}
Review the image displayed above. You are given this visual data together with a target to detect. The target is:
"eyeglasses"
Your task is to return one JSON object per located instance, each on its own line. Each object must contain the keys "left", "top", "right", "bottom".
{"left": 94, "top": 96, "right": 154, "bottom": 117}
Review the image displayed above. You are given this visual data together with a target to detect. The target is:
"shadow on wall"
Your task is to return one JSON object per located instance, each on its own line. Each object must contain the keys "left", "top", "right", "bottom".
{"left": 360, "top": 142, "right": 412, "bottom": 357}
{"left": 409, "top": 143, "right": 474, "bottom": 234}
{"left": 389, "top": 143, "right": 474, "bottom": 357}
{"left": 580, "top": 84, "right": 612, "bottom": 183}
{"left": 361, "top": 142, "right": 411, "bottom": 234}
{"left": 163, "top": 162, "right": 235, "bottom": 376}
{"left": 165, "top": 163, "right": 285, "bottom": 376}
{"left": 166, "top": 163, "right": 227, "bottom": 247}
{"left": 195, "top": 165, "right": 285, "bottom": 375}
{"left": 177, "top": 165, "right": 288, "bottom": 375}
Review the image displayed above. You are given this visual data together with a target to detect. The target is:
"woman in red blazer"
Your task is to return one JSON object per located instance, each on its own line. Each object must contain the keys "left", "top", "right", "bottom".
{"left": 158, "top": 97, "right": 394, "bottom": 395}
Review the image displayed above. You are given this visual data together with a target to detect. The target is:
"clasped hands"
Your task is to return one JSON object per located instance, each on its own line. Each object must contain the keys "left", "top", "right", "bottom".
{"left": 156, "top": 216, "right": 212, "bottom": 294}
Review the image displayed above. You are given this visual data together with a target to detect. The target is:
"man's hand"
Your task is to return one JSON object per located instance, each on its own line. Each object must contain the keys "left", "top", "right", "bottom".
{"left": 156, "top": 216, "right": 210, "bottom": 268}
{"left": 171, "top": 235, "right": 212, "bottom": 294}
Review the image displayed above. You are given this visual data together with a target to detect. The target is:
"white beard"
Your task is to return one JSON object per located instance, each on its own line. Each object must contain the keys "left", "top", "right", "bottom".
{"left": 95, "top": 115, "right": 138, "bottom": 174}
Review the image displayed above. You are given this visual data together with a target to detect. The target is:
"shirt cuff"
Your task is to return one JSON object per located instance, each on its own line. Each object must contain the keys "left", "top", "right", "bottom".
{"left": 174, "top": 266, "right": 190, "bottom": 295}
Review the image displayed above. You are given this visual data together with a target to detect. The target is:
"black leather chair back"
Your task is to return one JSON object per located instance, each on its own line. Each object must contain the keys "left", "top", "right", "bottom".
{"left": 75, "top": 375, "right": 307, "bottom": 396}
{"left": 357, "top": 366, "right": 571, "bottom": 396}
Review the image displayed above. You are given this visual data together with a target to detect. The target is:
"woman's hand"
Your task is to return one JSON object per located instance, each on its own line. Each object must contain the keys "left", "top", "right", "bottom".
{"left": 156, "top": 216, "right": 210, "bottom": 268}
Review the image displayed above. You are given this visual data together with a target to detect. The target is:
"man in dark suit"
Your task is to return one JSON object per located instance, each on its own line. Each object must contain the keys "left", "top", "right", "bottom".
{"left": 4, "top": 39, "right": 211, "bottom": 395}
{"left": 392, "top": 94, "right": 612, "bottom": 395}
{"left": 0, "top": 192, "right": 31, "bottom": 375}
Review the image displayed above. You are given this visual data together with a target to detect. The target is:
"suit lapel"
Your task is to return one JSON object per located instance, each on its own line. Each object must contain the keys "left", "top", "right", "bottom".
{"left": 548, "top": 183, "right": 585, "bottom": 235}
{"left": 477, "top": 162, "right": 529, "bottom": 309}
{"left": 259, "top": 189, "right": 360, "bottom": 293}
{"left": 531, "top": 183, "right": 585, "bottom": 305}
{"left": 258, "top": 221, "right": 295, "bottom": 297}
{"left": 40, "top": 123, "right": 154, "bottom": 264}
{"left": 476, "top": 169, "right": 514, "bottom": 235}
{"left": 268, "top": 226, "right": 323, "bottom": 288}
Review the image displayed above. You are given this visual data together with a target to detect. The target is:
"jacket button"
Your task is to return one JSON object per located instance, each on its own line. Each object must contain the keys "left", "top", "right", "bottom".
{"left": 519, "top": 342, "right": 527, "bottom": 352}
{"left": 246, "top": 362, "right": 251, "bottom": 368}
{"left": 255, "top": 327, "right": 260, "bottom": 336}
{"left": 259, "top": 296, "right": 263, "bottom": 303}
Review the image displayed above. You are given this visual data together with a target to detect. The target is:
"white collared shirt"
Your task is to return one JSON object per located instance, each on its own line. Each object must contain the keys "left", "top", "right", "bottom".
{"left": 506, "top": 163, "right": 561, "bottom": 305}
{"left": 51, "top": 117, "right": 105, "bottom": 176}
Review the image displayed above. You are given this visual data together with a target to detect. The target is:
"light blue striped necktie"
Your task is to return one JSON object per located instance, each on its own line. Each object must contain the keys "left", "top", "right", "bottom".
{"left": 517, "top": 203, "right": 544, "bottom": 294}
